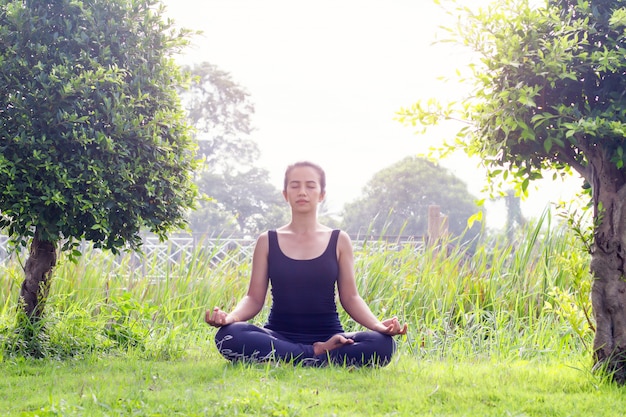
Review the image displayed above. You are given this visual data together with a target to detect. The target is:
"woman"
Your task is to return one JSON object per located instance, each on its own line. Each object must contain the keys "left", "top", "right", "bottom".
{"left": 205, "top": 161, "right": 407, "bottom": 366}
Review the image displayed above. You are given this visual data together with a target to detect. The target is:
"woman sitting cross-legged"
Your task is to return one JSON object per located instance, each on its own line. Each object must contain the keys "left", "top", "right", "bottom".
{"left": 205, "top": 161, "right": 407, "bottom": 367}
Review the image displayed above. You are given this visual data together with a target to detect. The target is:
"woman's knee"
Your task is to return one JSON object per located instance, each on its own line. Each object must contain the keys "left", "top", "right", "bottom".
{"left": 381, "top": 333, "right": 397, "bottom": 354}
{"left": 358, "top": 332, "right": 396, "bottom": 366}
{"left": 369, "top": 332, "right": 396, "bottom": 364}
{"left": 214, "top": 322, "right": 252, "bottom": 349}
{"left": 214, "top": 322, "right": 260, "bottom": 361}
{"left": 215, "top": 321, "right": 246, "bottom": 338}
{"left": 341, "top": 331, "right": 397, "bottom": 366}
{"left": 354, "top": 330, "right": 395, "bottom": 351}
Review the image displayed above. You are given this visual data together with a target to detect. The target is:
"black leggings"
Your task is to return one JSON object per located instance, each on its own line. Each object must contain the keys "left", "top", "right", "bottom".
{"left": 214, "top": 322, "right": 396, "bottom": 367}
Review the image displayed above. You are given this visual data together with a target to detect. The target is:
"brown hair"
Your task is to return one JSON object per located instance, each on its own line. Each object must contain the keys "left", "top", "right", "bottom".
{"left": 283, "top": 161, "right": 326, "bottom": 193}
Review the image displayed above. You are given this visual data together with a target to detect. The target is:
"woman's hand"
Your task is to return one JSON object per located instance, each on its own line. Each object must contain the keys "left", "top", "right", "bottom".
{"left": 205, "top": 307, "right": 237, "bottom": 328}
{"left": 376, "top": 317, "right": 408, "bottom": 336}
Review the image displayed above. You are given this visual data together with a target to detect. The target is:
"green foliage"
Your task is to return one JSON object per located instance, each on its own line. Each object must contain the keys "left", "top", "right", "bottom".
{"left": 183, "top": 62, "right": 257, "bottom": 170}
{"left": 101, "top": 292, "right": 155, "bottom": 350}
{"left": 3, "top": 357, "right": 624, "bottom": 416}
{"left": 0, "top": 211, "right": 592, "bottom": 361}
{"left": 397, "top": 0, "right": 626, "bottom": 376}
{"left": 181, "top": 63, "right": 288, "bottom": 236}
{"left": 347, "top": 210, "right": 593, "bottom": 359}
{"left": 341, "top": 156, "right": 482, "bottom": 239}
{"left": 190, "top": 168, "right": 289, "bottom": 237}
{"left": 0, "top": 0, "right": 198, "bottom": 252}
{"left": 397, "top": 0, "right": 626, "bottom": 197}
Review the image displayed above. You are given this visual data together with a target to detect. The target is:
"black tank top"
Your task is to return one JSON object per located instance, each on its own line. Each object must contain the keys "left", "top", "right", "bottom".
{"left": 264, "top": 229, "right": 344, "bottom": 343}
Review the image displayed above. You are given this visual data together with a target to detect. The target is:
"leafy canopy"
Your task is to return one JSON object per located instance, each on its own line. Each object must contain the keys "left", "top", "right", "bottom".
{"left": 181, "top": 63, "right": 288, "bottom": 237}
{"left": 341, "top": 156, "right": 481, "bottom": 239}
{"left": 0, "top": 0, "right": 198, "bottom": 253}
{"left": 397, "top": 0, "right": 626, "bottom": 197}
{"left": 183, "top": 62, "right": 258, "bottom": 172}
{"left": 190, "top": 168, "right": 288, "bottom": 237}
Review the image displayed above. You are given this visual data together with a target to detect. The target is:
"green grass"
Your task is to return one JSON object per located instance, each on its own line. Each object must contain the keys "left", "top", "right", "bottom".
{"left": 0, "top": 211, "right": 613, "bottom": 416}
{"left": 1, "top": 354, "right": 623, "bottom": 416}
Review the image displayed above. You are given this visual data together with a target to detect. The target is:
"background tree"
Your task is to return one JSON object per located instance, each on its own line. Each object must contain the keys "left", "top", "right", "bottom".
{"left": 497, "top": 189, "right": 527, "bottom": 240}
{"left": 0, "top": 0, "right": 197, "bottom": 322}
{"left": 191, "top": 168, "right": 288, "bottom": 237}
{"left": 341, "top": 156, "right": 482, "bottom": 241}
{"left": 183, "top": 62, "right": 258, "bottom": 171}
{"left": 318, "top": 200, "right": 341, "bottom": 230}
{"left": 182, "top": 63, "right": 289, "bottom": 236}
{"left": 397, "top": 0, "right": 626, "bottom": 381}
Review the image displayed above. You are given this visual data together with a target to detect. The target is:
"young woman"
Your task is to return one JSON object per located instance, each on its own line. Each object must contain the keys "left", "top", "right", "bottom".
{"left": 205, "top": 161, "right": 407, "bottom": 366}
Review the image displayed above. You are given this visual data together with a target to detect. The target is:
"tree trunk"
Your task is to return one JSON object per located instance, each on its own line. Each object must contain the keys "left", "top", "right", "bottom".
{"left": 19, "top": 235, "right": 57, "bottom": 322}
{"left": 589, "top": 157, "right": 626, "bottom": 383}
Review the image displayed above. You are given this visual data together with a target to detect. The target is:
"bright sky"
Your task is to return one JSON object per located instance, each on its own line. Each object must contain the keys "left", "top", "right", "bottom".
{"left": 161, "top": 0, "right": 583, "bottom": 228}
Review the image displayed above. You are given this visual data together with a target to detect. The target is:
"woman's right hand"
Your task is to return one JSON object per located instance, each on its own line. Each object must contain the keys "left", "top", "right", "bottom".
{"left": 376, "top": 317, "right": 408, "bottom": 336}
{"left": 205, "top": 307, "right": 236, "bottom": 327}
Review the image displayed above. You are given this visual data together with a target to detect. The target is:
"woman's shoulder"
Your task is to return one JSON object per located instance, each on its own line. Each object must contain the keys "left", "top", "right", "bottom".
{"left": 336, "top": 230, "right": 353, "bottom": 248}
{"left": 254, "top": 231, "right": 270, "bottom": 249}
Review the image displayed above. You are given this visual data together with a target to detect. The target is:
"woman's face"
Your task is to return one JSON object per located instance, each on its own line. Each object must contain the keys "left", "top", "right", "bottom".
{"left": 283, "top": 166, "right": 325, "bottom": 211}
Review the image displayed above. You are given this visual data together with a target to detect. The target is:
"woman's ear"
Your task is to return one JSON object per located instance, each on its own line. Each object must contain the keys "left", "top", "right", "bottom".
{"left": 282, "top": 189, "right": 288, "bottom": 202}
{"left": 319, "top": 191, "right": 326, "bottom": 202}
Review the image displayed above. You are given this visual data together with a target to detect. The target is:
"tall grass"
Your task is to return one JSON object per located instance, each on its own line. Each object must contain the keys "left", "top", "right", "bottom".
{"left": 0, "top": 211, "right": 592, "bottom": 363}
{"left": 349, "top": 209, "right": 592, "bottom": 362}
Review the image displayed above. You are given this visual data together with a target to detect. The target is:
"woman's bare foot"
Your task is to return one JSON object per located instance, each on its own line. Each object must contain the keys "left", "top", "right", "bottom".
{"left": 313, "top": 334, "right": 354, "bottom": 356}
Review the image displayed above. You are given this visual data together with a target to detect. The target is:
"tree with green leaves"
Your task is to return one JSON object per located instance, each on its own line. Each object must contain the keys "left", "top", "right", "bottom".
{"left": 191, "top": 168, "right": 289, "bottom": 237}
{"left": 341, "top": 157, "right": 481, "bottom": 241}
{"left": 398, "top": 0, "right": 626, "bottom": 381}
{"left": 183, "top": 62, "right": 258, "bottom": 172}
{"left": 0, "top": 0, "right": 197, "bottom": 322}
{"left": 180, "top": 63, "right": 288, "bottom": 236}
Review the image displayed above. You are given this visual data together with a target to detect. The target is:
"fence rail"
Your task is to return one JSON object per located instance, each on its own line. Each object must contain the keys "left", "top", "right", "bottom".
{"left": 0, "top": 234, "right": 425, "bottom": 279}
{"left": 0, "top": 203, "right": 452, "bottom": 280}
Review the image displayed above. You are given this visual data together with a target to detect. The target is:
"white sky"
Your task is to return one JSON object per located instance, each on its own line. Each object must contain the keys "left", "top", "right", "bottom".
{"left": 161, "top": 0, "right": 584, "bottom": 228}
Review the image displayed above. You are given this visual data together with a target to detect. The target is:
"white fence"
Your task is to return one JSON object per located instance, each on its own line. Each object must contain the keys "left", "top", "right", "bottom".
{"left": 0, "top": 235, "right": 8, "bottom": 263}
{"left": 0, "top": 206, "right": 449, "bottom": 279}
{"left": 0, "top": 234, "right": 424, "bottom": 279}
{"left": 0, "top": 206, "right": 447, "bottom": 277}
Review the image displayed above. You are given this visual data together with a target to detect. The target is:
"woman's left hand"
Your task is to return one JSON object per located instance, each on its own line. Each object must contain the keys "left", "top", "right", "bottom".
{"left": 377, "top": 317, "right": 408, "bottom": 336}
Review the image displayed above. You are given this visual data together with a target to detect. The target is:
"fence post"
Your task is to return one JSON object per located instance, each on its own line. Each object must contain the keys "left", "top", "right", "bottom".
{"left": 427, "top": 205, "right": 448, "bottom": 244}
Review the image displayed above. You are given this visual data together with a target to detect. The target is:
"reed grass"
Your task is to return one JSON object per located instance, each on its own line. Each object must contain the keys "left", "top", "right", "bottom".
{"left": 349, "top": 209, "right": 592, "bottom": 362}
{"left": 0, "top": 210, "right": 592, "bottom": 363}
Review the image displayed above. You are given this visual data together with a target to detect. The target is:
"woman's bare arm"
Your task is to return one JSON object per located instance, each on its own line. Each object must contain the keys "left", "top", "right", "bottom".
{"left": 336, "top": 231, "right": 407, "bottom": 335}
{"left": 205, "top": 233, "right": 270, "bottom": 327}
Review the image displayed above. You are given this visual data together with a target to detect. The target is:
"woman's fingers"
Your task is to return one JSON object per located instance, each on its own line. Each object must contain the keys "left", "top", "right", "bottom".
{"left": 204, "top": 309, "right": 213, "bottom": 323}
{"left": 382, "top": 317, "right": 408, "bottom": 335}
{"left": 205, "top": 307, "right": 226, "bottom": 327}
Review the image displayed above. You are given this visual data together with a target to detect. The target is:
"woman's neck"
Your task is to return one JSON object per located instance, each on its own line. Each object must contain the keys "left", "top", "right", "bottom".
{"left": 283, "top": 213, "right": 323, "bottom": 234}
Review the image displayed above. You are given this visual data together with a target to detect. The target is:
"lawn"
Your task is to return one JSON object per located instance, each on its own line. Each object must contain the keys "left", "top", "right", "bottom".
{"left": 1, "top": 352, "right": 622, "bottom": 416}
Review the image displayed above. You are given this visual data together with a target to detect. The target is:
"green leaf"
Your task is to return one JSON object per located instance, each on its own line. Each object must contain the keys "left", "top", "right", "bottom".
{"left": 543, "top": 137, "right": 553, "bottom": 153}
{"left": 467, "top": 211, "right": 483, "bottom": 228}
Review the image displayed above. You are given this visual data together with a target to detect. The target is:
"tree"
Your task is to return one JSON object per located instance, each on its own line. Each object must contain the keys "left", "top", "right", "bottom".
{"left": 0, "top": 0, "right": 197, "bottom": 322}
{"left": 341, "top": 157, "right": 482, "bottom": 241}
{"left": 180, "top": 63, "right": 288, "bottom": 236}
{"left": 397, "top": 0, "right": 626, "bottom": 381}
{"left": 191, "top": 168, "right": 289, "bottom": 237}
{"left": 183, "top": 62, "right": 258, "bottom": 171}
{"left": 318, "top": 200, "right": 341, "bottom": 230}
{"left": 503, "top": 190, "right": 526, "bottom": 234}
